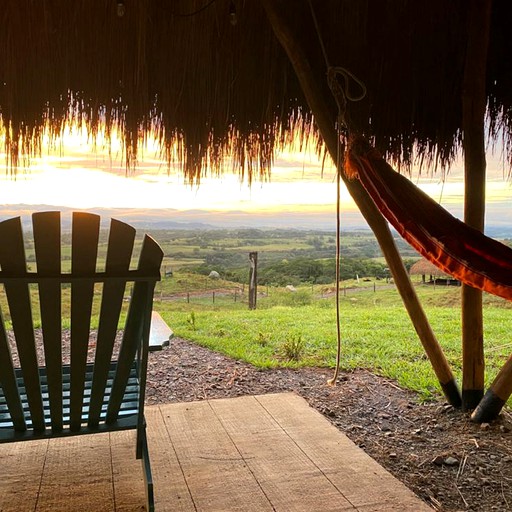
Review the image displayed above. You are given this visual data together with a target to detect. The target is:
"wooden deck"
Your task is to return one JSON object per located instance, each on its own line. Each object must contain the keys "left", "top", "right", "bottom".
{"left": 0, "top": 393, "right": 432, "bottom": 511}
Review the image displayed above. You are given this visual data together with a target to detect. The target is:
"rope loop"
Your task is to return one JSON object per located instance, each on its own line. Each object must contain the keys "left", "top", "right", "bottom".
{"left": 327, "top": 66, "right": 367, "bottom": 129}
{"left": 328, "top": 67, "right": 367, "bottom": 102}
{"left": 308, "top": 0, "right": 367, "bottom": 387}
{"left": 308, "top": 0, "right": 367, "bottom": 128}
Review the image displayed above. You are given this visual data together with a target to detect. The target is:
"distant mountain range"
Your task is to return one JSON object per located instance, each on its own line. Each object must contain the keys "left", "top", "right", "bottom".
{"left": 0, "top": 203, "right": 366, "bottom": 231}
{"left": 1, "top": 203, "right": 512, "bottom": 238}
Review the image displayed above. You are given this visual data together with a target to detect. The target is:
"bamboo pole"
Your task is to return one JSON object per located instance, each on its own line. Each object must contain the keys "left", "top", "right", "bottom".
{"left": 461, "top": 0, "right": 492, "bottom": 411}
{"left": 472, "top": 354, "right": 512, "bottom": 423}
{"left": 261, "top": 0, "right": 461, "bottom": 406}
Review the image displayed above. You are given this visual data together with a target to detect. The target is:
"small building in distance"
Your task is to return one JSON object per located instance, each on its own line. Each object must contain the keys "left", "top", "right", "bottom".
{"left": 409, "top": 258, "right": 460, "bottom": 286}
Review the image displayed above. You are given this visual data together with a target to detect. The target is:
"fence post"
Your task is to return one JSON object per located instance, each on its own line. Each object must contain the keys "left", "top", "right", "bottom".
{"left": 249, "top": 251, "right": 258, "bottom": 310}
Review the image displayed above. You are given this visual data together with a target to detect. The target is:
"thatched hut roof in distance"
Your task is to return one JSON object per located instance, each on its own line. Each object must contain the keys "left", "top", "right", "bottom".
{"left": 1, "top": 1, "right": 512, "bottom": 181}
{"left": 409, "top": 259, "right": 450, "bottom": 278}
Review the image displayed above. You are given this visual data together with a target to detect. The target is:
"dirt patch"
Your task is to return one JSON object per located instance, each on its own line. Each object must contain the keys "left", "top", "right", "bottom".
{"left": 147, "top": 337, "right": 512, "bottom": 512}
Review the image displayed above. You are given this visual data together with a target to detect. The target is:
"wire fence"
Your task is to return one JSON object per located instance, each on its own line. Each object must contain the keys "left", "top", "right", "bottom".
{"left": 153, "top": 276, "right": 461, "bottom": 307}
{"left": 153, "top": 282, "right": 394, "bottom": 306}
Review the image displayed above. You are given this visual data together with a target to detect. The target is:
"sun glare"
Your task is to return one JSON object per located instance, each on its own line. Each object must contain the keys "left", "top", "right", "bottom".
{"left": 0, "top": 124, "right": 511, "bottom": 229}
{"left": 0, "top": 124, "right": 353, "bottom": 214}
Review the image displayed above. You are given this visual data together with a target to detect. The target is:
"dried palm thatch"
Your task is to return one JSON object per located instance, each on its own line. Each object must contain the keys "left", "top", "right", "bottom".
{"left": 1, "top": 0, "right": 511, "bottom": 182}
{"left": 410, "top": 258, "right": 450, "bottom": 279}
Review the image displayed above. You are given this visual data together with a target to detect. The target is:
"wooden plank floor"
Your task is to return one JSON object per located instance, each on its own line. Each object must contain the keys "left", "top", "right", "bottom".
{"left": 0, "top": 393, "right": 432, "bottom": 511}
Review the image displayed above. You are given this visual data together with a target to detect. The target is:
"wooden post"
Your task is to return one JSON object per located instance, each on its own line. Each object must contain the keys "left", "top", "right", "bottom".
{"left": 461, "top": 0, "right": 492, "bottom": 410}
{"left": 472, "top": 354, "right": 512, "bottom": 423}
{"left": 248, "top": 251, "right": 258, "bottom": 310}
{"left": 261, "top": 0, "right": 461, "bottom": 406}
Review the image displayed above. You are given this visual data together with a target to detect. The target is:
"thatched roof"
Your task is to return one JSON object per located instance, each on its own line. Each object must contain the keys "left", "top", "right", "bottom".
{"left": 1, "top": 1, "right": 511, "bottom": 181}
{"left": 410, "top": 259, "right": 450, "bottom": 278}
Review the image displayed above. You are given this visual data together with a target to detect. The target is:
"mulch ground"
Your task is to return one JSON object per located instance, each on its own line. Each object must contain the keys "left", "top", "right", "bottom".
{"left": 146, "top": 337, "right": 512, "bottom": 512}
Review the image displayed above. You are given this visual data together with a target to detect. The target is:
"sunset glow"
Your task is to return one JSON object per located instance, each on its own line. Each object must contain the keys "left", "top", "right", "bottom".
{"left": 0, "top": 127, "right": 350, "bottom": 212}
{"left": 1, "top": 127, "right": 511, "bottom": 229}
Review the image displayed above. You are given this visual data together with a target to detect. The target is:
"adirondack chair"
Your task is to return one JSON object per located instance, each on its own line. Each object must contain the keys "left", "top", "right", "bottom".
{"left": 0, "top": 211, "right": 163, "bottom": 512}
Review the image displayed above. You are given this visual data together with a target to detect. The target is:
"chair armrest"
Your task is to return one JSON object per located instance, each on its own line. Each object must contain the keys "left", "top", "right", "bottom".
{"left": 148, "top": 311, "right": 173, "bottom": 352}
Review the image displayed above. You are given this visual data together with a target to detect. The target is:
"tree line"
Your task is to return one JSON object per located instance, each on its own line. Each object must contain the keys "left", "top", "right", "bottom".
{"left": 191, "top": 256, "right": 416, "bottom": 286}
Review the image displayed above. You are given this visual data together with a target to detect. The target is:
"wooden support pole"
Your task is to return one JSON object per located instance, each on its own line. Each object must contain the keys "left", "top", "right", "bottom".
{"left": 461, "top": 0, "right": 492, "bottom": 410}
{"left": 472, "top": 353, "right": 512, "bottom": 423}
{"left": 261, "top": 0, "right": 461, "bottom": 406}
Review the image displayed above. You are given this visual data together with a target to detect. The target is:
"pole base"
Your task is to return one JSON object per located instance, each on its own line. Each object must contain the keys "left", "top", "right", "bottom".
{"left": 471, "top": 389, "right": 505, "bottom": 423}
{"left": 440, "top": 379, "right": 462, "bottom": 408}
{"left": 462, "top": 389, "right": 484, "bottom": 411}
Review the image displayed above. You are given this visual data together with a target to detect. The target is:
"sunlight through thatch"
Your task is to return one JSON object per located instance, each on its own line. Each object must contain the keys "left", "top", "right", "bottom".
{"left": 1, "top": 1, "right": 511, "bottom": 181}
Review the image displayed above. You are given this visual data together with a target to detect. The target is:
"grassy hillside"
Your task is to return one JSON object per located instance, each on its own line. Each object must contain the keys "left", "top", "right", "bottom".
{"left": 155, "top": 281, "right": 512, "bottom": 403}
{"left": 144, "top": 227, "right": 419, "bottom": 272}
{"left": 8, "top": 225, "right": 512, "bottom": 405}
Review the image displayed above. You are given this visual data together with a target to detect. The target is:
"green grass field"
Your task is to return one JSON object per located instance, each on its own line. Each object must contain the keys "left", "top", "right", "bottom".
{"left": 2, "top": 269, "right": 511, "bottom": 404}
{"left": 6, "top": 225, "right": 512, "bottom": 405}
{"left": 154, "top": 281, "right": 512, "bottom": 402}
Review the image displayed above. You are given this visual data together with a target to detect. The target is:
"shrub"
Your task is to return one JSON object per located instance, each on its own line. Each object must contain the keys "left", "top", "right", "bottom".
{"left": 282, "top": 334, "right": 306, "bottom": 361}
{"left": 288, "top": 290, "right": 313, "bottom": 306}
{"left": 187, "top": 311, "right": 197, "bottom": 330}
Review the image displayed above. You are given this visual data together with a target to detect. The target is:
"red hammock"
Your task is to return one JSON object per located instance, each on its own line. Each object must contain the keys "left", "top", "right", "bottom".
{"left": 345, "top": 137, "right": 512, "bottom": 301}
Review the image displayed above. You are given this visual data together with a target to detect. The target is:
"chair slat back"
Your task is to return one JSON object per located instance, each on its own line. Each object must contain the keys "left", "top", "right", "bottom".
{"left": 33, "top": 211, "right": 63, "bottom": 431}
{"left": 0, "top": 211, "right": 163, "bottom": 436}
{"left": 69, "top": 213, "right": 101, "bottom": 431}
{"left": 88, "top": 219, "right": 135, "bottom": 427}
{"left": 0, "top": 217, "right": 45, "bottom": 431}
{"left": 106, "top": 234, "right": 162, "bottom": 424}
{"left": 0, "top": 313, "right": 25, "bottom": 431}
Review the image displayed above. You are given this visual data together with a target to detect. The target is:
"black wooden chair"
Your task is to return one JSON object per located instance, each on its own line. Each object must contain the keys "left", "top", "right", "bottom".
{"left": 0, "top": 211, "right": 163, "bottom": 511}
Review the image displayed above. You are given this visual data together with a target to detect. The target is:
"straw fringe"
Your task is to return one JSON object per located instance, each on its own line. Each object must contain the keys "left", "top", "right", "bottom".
{"left": 0, "top": 1, "right": 511, "bottom": 180}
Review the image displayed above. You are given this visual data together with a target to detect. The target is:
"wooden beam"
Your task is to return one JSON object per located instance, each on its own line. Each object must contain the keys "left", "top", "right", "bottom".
{"left": 461, "top": 0, "right": 492, "bottom": 410}
{"left": 261, "top": 0, "right": 461, "bottom": 406}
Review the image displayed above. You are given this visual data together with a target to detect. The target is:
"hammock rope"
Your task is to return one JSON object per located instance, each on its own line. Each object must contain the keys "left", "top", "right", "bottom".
{"left": 328, "top": 113, "right": 343, "bottom": 387}
{"left": 307, "top": 0, "right": 367, "bottom": 386}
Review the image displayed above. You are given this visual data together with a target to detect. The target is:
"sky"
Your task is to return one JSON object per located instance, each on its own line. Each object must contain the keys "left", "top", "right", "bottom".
{"left": 0, "top": 129, "right": 344, "bottom": 211}
{"left": 1, "top": 128, "right": 512, "bottom": 230}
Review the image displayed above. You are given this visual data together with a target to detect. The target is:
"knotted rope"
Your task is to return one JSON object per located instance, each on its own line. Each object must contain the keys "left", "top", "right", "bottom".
{"left": 307, "top": 0, "right": 367, "bottom": 386}
{"left": 327, "top": 67, "right": 367, "bottom": 129}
